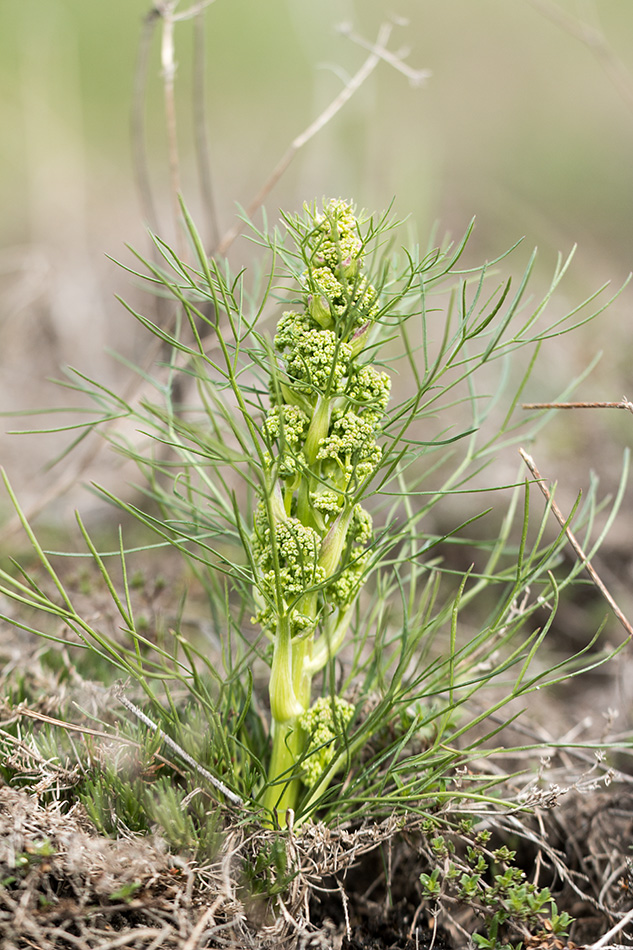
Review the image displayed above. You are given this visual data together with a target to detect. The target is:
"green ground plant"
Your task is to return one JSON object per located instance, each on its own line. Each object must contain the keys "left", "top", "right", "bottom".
{"left": 0, "top": 198, "right": 625, "bottom": 849}
{"left": 419, "top": 820, "right": 574, "bottom": 949}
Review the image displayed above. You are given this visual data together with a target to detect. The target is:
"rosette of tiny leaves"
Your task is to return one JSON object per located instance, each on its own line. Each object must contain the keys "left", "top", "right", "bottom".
{"left": 255, "top": 200, "right": 390, "bottom": 820}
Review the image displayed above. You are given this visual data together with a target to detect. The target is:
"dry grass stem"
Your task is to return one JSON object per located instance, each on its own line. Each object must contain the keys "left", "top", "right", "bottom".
{"left": 193, "top": 6, "right": 219, "bottom": 249}
{"left": 132, "top": 1, "right": 217, "bottom": 254}
{"left": 132, "top": 9, "right": 162, "bottom": 236}
{"left": 2, "top": 20, "right": 426, "bottom": 537}
{"left": 523, "top": 397, "right": 633, "bottom": 414}
{"left": 216, "top": 19, "right": 429, "bottom": 254}
{"left": 519, "top": 447, "right": 633, "bottom": 639}
{"left": 13, "top": 702, "right": 188, "bottom": 779}
{"left": 157, "top": 2, "right": 185, "bottom": 259}
{"left": 589, "top": 899, "right": 633, "bottom": 948}
{"left": 117, "top": 692, "right": 245, "bottom": 807}
{"left": 338, "top": 20, "right": 432, "bottom": 86}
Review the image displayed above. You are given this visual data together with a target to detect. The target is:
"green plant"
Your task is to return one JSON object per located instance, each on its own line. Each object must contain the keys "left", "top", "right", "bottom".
{"left": 253, "top": 200, "right": 391, "bottom": 815}
{"left": 0, "top": 198, "right": 625, "bottom": 836}
{"left": 419, "top": 825, "right": 574, "bottom": 949}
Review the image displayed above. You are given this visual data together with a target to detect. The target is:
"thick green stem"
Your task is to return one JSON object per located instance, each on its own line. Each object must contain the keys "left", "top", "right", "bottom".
{"left": 297, "top": 396, "right": 332, "bottom": 525}
{"left": 264, "top": 506, "right": 355, "bottom": 823}
{"left": 262, "top": 718, "right": 305, "bottom": 818}
{"left": 264, "top": 622, "right": 314, "bottom": 825}
{"left": 268, "top": 616, "right": 303, "bottom": 723}
{"left": 257, "top": 203, "right": 382, "bottom": 826}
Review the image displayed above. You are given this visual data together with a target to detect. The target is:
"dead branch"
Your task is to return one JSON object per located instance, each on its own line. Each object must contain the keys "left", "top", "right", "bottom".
{"left": 157, "top": 2, "right": 185, "bottom": 259}
{"left": 519, "top": 447, "right": 633, "bottom": 639}
{"left": 117, "top": 691, "right": 245, "bottom": 807}
{"left": 589, "top": 904, "right": 633, "bottom": 949}
{"left": 14, "top": 703, "right": 188, "bottom": 779}
{"left": 215, "top": 19, "right": 430, "bottom": 254}
{"left": 523, "top": 397, "right": 633, "bottom": 414}
{"left": 3, "top": 18, "right": 428, "bottom": 536}
{"left": 133, "top": 1, "right": 218, "bottom": 257}
{"left": 193, "top": 5, "right": 219, "bottom": 248}
{"left": 132, "top": 8, "right": 162, "bottom": 236}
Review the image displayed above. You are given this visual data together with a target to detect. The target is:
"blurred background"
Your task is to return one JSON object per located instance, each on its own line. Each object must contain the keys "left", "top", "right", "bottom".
{"left": 1, "top": 0, "right": 632, "bottom": 551}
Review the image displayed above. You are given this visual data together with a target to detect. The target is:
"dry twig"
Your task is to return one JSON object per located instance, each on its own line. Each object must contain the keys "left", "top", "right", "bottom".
{"left": 523, "top": 397, "right": 633, "bottom": 414}
{"left": 519, "top": 447, "right": 633, "bottom": 639}
{"left": 132, "top": 8, "right": 162, "bottom": 237}
{"left": 14, "top": 702, "right": 188, "bottom": 779}
{"left": 136, "top": 1, "right": 218, "bottom": 257}
{"left": 157, "top": 1, "right": 184, "bottom": 257}
{"left": 215, "top": 19, "right": 430, "bottom": 254}
{"left": 193, "top": 5, "right": 219, "bottom": 248}
{"left": 589, "top": 903, "right": 633, "bottom": 948}
{"left": 117, "top": 691, "right": 245, "bottom": 807}
{"left": 3, "top": 18, "right": 427, "bottom": 536}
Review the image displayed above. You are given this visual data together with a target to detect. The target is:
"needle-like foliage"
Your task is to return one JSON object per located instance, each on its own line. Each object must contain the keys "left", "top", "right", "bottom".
{"left": 0, "top": 199, "right": 625, "bottom": 833}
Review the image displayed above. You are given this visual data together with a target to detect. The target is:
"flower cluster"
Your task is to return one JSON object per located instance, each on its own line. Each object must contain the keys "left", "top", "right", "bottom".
{"left": 253, "top": 200, "right": 390, "bottom": 814}
{"left": 298, "top": 697, "right": 355, "bottom": 787}
{"left": 254, "top": 200, "right": 390, "bottom": 637}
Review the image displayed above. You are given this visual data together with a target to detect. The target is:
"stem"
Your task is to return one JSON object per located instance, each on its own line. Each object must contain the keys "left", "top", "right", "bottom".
{"left": 262, "top": 719, "right": 304, "bottom": 818}
{"left": 158, "top": 2, "right": 185, "bottom": 260}
{"left": 297, "top": 396, "right": 332, "bottom": 525}
{"left": 215, "top": 22, "right": 403, "bottom": 255}
{"left": 519, "top": 447, "right": 633, "bottom": 639}
{"left": 268, "top": 619, "right": 302, "bottom": 723}
{"left": 257, "top": 201, "right": 388, "bottom": 825}
{"left": 264, "top": 627, "right": 313, "bottom": 825}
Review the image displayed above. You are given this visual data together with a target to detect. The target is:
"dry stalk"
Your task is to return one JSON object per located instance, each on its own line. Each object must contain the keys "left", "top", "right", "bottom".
{"left": 589, "top": 905, "right": 633, "bottom": 948}
{"left": 193, "top": 5, "right": 219, "bottom": 249}
{"left": 523, "top": 397, "right": 633, "bottom": 414}
{"left": 519, "top": 447, "right": 633, "bottom": 639}
{"left": 157, "top": 1, "right": 184, "bottom": 258}
{"left": 136, "top": 1, "right": 217, "bottom": 259}
{"left": 180, "top": 906, "right": 216, "bottom": 950}
{"left": 215, "top": 19, "right": 430, "bottom": 254}
{"left": 338, "top": 20, "right": 431, "bottom": 86}
{"left": 14, "top": 702, "right": 188, "bottom": 779}
{"left": 132, "top": 8, "right": 162, "bottom": 237}
{"left": 117, "top": 691, "right": 245, "bottom": 807}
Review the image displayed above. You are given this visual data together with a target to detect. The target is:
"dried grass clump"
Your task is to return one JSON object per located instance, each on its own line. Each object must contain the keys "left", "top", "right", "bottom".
{"left": 0, "top": 785, "right": 246, "bottom": 949}
{"left": 0, "top": 785, "right": 412, "bottom": 949}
